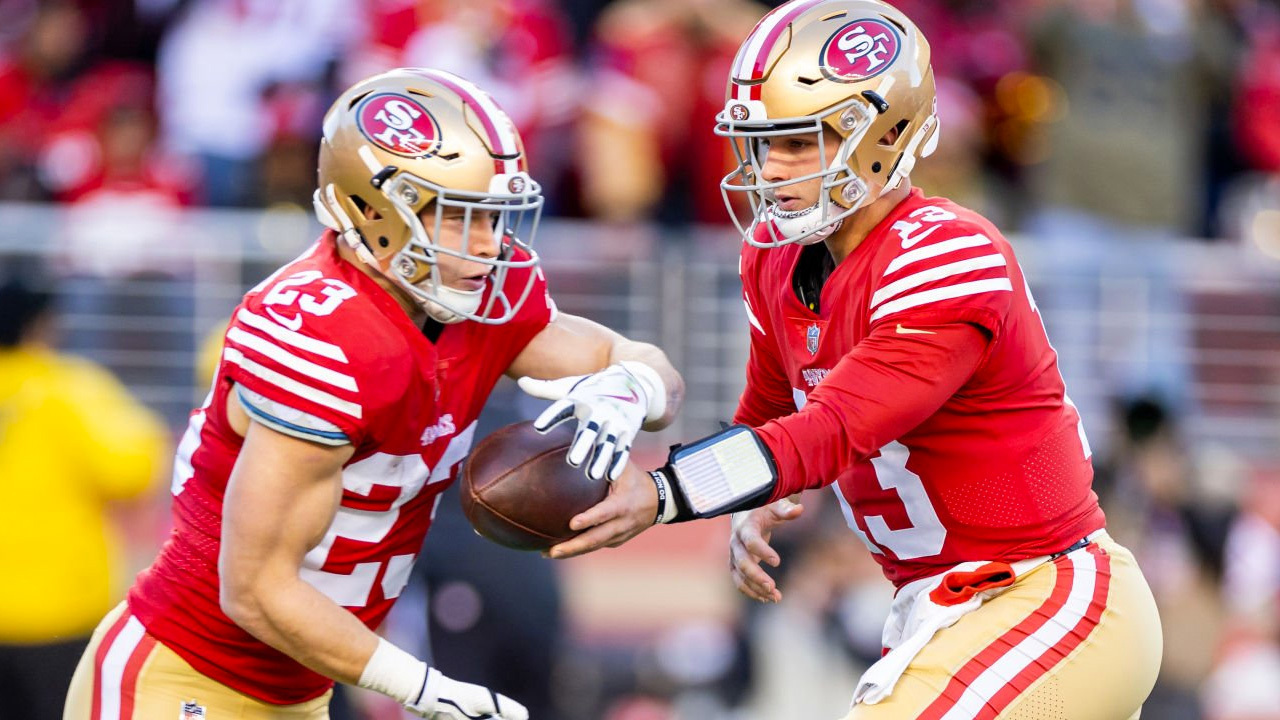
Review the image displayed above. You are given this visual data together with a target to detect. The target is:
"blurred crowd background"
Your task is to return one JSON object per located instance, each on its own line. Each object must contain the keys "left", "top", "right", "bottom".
{"left": 1, "top": 0, "right": 1279, "bottom": 719}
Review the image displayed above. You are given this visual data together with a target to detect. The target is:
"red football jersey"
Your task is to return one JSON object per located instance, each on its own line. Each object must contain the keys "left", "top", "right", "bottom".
{"left": 734, "top": 188, "right": 1105, "bottom": 587}
{"left": 128, "top": 232, "right": 553, "bottom": 704}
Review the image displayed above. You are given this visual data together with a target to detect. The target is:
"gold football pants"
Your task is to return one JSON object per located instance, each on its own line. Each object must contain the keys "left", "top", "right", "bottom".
{"left": 64, "top": 602, "right": 330, "bottom": 719}
{"left": 844, "top": 532, "right": 1162, "bottom": 720}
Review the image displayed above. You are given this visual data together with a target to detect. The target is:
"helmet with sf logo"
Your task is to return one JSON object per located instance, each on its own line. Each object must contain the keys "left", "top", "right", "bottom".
{"left": 314, "top": 68, "right": 543, "bottom": 324}
{"left": 715, "top": 0, "right": 939, "bottom": 247}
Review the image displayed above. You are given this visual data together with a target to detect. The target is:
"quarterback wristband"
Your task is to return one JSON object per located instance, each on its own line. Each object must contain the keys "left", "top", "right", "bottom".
{"left": 659, "top": 425, "right": 778, "bottom": 522}
{"left": 358, "top": 637, "right": 428, "bottom": 706}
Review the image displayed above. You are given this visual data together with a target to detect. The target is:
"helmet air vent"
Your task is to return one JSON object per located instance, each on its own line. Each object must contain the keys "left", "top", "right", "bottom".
{"left": 881, "top": 15, "right": 907, "bottom": 32}
{"left": 347, "top": 91, "right": 373, "bottom": 110}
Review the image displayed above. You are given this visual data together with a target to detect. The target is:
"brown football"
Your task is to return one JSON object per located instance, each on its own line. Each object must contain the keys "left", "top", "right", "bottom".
{"left": 460, "top": 420, "right": 609, "bottom": 551}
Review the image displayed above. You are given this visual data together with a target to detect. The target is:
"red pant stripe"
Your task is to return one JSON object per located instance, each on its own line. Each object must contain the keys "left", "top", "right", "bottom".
{"left": 118, "top": 632, "right": 157, "bottom": 719}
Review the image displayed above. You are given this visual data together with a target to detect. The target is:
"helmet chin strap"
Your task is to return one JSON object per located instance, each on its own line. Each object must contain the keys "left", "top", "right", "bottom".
{"left": 417, "top": 280, "right": 484, "bottom": 325}
{"left": 769, "top": 203, "right": 843, "bottom": 245}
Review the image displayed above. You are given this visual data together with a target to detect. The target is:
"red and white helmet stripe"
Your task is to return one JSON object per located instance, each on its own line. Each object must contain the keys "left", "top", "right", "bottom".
{"left": 731, "top": 0, "right": 827, "bottom": 101}
{"left": 411, "top": 68, "right": 521, "bottom": 175}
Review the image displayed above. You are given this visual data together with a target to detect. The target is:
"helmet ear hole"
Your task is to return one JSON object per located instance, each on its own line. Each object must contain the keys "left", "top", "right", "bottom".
{"left": 350, "top": 194, "right": 382, "bottom": 221}
{"left": 378, "top": 237, "right": 390, "bottom": 248}
{"left": 878, "top": 119, "right": 910, "bottom": 147}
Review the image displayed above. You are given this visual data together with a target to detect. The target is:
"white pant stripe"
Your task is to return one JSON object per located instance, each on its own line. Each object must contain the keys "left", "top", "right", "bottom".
{"left": 98, "top": 616, "right": 146, "bottom": 720}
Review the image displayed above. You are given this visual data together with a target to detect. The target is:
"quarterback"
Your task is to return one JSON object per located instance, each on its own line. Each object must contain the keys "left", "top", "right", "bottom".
{"left": 63, "top": 69, "right": 683, "bottom": 720}
{"left": 550, "top": 1, "right": 1163, "bottom": 718}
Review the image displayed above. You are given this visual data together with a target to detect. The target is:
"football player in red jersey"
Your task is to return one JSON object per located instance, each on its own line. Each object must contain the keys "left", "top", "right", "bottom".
{"left": 549, "top": 1, "right": 1163, "bottom": 718}
{"left": 62, "top": 68, "right": 684, "bottom": 720}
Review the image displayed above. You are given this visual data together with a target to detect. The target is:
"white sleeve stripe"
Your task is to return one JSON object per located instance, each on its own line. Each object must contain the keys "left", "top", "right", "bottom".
{"left": 869, "top": 278, "right": 1014, "bottom": 322}
{"left": 884, "top": 234, "right": 992, "bottom": 275}
{"left": 226, "top": 326, "right": 358, "bottom": 391}
{"left": 224, "top": 347, "right": 363, "bottom": 419}
{"left": 743, "top": 296, "right": 766, "bottom": 335}
{"left": 871, "top": 254, "right": 1008, "bottom": 309}
{"left": 236, "top": 309, "right": 349, "bottom": 363}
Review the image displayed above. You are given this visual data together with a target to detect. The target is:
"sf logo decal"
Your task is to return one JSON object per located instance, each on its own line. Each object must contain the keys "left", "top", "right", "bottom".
{"left": 821, "top": 18, "right": 901, "bottom": 82}
{"left": 357, "top": 93, "right": 442, "bottom": 157}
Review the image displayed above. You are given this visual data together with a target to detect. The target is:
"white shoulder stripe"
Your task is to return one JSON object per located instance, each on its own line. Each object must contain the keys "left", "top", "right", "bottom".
{"left": 236, "top": 309, "right": 348, "bottom": 363}
{"left": 871, "top": 254, "right": 1008, "bottom": 309}
{"left": 224, "top": 347, "right": 362, "bottom": 419}
{"left": 869, "top": 278, "right": 1013, "bottom": 322}
{"left": 884, "top": 234, "right": 992, "bottom": 276}
{"left": 227, "top": 326, "right": 358, "bottom": 391}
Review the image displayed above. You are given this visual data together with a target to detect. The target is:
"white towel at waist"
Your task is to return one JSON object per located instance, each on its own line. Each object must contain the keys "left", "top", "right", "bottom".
{"left": 852, "top": 553, "right": 1053, "bottom": 706}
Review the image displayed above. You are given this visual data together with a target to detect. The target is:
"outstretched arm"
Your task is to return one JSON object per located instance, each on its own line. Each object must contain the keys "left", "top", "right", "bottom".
{"left": 508, "top": 312, "right": 685, "bottom": 479}
{"left": 548, "top": 321, "right": 988, "bottom": 559}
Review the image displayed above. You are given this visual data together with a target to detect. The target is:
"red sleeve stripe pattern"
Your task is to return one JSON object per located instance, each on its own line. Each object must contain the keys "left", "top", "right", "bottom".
{"left": 224, "top": 309, "right": 362, "bottom": 419}
{"left": 870, "top": 234, "right": 1012, "bottom": 323}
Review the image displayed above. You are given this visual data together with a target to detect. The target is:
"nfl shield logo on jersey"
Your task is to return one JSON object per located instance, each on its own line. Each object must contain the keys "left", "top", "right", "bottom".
{"left": 180, "top": 700, "right": 206, "bottom": 719}
{"left": 806, "top": 323, "right": 821, "bottom": 355}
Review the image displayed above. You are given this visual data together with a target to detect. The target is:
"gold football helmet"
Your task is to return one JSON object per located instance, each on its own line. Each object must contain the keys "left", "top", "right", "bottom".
{"left": 715, "top": 0, "right": 939, "bottom": 247}
{"left": 314, "top": 68, "right": 543, "bottom": 324}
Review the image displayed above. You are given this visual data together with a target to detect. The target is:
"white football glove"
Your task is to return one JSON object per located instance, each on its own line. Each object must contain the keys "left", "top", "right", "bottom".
{"left": 517, "top": 360, "right": 666, "bottom": 481}
{"left": 405, "top": 667, "right": 528, "bottom": 720}
{"left": 358, "top": 639, "right": 527, "bottom": 720}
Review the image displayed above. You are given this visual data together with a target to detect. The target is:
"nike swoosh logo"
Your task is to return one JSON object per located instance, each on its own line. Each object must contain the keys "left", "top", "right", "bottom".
{"left": 896, "top": 324, "right": 936, "bottom": 335}
{"left": 602, "top": 389, "right": 640, "bottom": 404}
{"left": 265, "top": 306, "right": 304, "bottom": 331}
{"left": 900, "top": 224, "right": 941, "bottom": 248}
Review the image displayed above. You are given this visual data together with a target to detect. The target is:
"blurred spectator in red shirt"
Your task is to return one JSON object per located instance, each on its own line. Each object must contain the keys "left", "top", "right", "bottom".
{"left": 1234, "top": 10, "right": 1280, "bottom": 173}
{"left": 341, "top": 0, "right": 577, "bottom": 211}
{"left": 0, "top": 0, "right": 90, "bottom": 199}
{"left": 44, "top": 67, "right": 197, "bottom": 279}
{"left": 575, "top": 0, "right": 765, "bottom": 225}
{"left": 35, "top": 64, "right": 192, "bottom": 206}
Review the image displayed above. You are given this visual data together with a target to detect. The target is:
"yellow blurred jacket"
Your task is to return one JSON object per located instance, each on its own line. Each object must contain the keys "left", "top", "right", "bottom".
{"left": 0, "top": 347, "right": 167, "bottom": 643}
